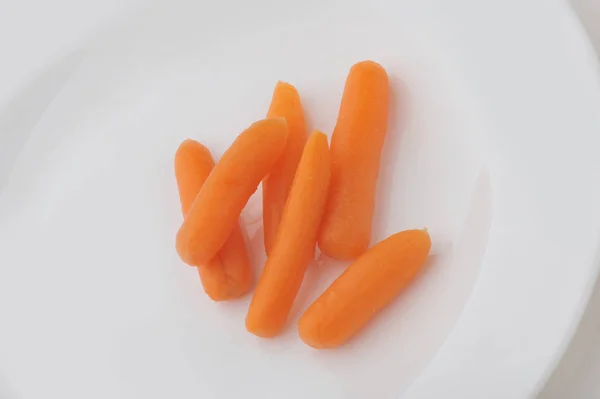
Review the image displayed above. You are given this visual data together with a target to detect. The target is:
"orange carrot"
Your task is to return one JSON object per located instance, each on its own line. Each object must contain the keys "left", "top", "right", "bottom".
{"left": 299, "top": 229, "right": 430, "bottom": 349}
{"left": 246, "top": 132, "right": 331, "bottom": 337}
{"left": 318, "top": 60, "right": 389, "bottom": 260}
{"left": 263, "top": 82, "right": 307, "bottom": 254}
{"left": 174, "top": 140, "right": 251, "bottom": 300}
{"left": 176, "top": 118, "right": 288, "bottom": 266}
{"left": 197, "top": 226, "right": 251, "bottom": 301}
{"left": 175, "top": 140, "right": 214, "bottom": 215}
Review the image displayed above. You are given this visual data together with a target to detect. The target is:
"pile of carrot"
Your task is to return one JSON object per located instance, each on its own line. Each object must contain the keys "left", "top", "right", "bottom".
{"left": 174, "top": 61, "right": 431, "bottom": 348}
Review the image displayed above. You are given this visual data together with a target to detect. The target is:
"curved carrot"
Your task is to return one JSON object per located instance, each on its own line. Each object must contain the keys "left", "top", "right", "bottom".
{"left": 318, "top": 61, "right": 389, "bottom": 260}
{"left": 174, "top": 140, "right": 251, "bottom": 301}
{"left": 299, "top": 229, "right": 430, "bottom": 349}
{"left": 246, "top": 132, "right": 331, "bottom": 337}
{"left": 263, "top": 82, "right": 307, "bottom": 255}
{"left": 176, "top": 118, "right": 288, "bottom": 266}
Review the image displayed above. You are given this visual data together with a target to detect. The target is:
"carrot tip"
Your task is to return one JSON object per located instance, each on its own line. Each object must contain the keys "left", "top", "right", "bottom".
{"left": 309, "top": 130, "right": 328, "bottom": 142}
{"left": 353, "top": 60, "right": 387, "bottom": 72}
{"left": 245, "top": 318, "right": 278, "bottom": 338}
{"left": 275, "top": 81, "right": 293, "bottom": 88}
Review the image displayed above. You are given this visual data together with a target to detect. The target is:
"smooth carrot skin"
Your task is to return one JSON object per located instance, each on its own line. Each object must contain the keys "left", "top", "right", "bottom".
{"left": 176, "top": 118, "right": 288, "bottom": 266}
{"left": 263, "top": 82, "right": 307, "bottom": 255}
{"left": 318, "top": 61, "right": 390, "bottom": 261}
{"left": 175, "top": 140, "right": 214, "bottom": 215}
{"left": 299, "top": 229, "right": 430, "bottom": 349}
{"left": 246, "top": 132, "right": 331, "bottom": 338}
{"left": 197, "top": 225, "right": 251, "bottom": 301}
{"left": 174, "top": 140, "right": 251, "bottom": 301}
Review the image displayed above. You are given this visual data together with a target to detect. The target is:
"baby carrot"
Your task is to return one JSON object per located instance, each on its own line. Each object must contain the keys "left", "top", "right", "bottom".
{"left": 176, "top": 118, "right": 288, "bottom": 266}
{"left": 263, "top": 82, "right": 307, "bottom": 255}
{"left": 246, "top": 131, "right": 331, "bottom": 338}
{"left": 175, "top": 140, "right": 214, "bottom": 216}
{"left": 299, "top": 229, "right": 430, "bottom": 349}
{"left": 318, "top": 60, "right": 390, "bottom": 260}
{"left": 174, "top": 140, "right": 251, "bottom": 301}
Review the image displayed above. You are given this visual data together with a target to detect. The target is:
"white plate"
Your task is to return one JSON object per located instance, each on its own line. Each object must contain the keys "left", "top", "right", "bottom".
{"left": 1, "top": 0, "right": 600, "bottom": 398}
